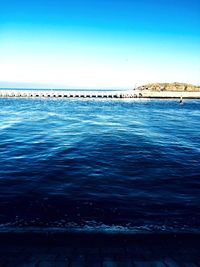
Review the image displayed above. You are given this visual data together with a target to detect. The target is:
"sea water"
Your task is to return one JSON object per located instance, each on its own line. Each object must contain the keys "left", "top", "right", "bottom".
{"left": 0, "top": 98, "right": 200, "bottom": 233}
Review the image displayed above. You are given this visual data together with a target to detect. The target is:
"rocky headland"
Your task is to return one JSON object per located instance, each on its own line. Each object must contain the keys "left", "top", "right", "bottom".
{"left": 137, "top": 82, "right": 200, "bottom": 92}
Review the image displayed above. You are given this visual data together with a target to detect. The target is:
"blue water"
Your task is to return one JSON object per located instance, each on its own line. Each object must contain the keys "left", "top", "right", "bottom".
{"left": 0, "top": 98, "right": 200, "bottom": 233}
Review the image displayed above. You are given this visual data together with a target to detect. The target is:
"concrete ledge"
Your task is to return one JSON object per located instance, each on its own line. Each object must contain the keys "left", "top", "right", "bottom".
{"left": 0, "top": 229, "right": 199, "bottom": 245}
{"left": 0, "top": 232, "right": 199, "bottom": 267}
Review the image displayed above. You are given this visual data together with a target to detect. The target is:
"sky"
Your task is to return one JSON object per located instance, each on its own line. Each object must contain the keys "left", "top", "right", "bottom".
{"left": 0, "top": 0, "right": 200, "bottom": 89}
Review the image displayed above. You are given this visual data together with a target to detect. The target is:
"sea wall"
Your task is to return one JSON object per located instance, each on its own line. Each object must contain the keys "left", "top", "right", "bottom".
{"left": 1, "top": 89, "right": 200, "bottom": 99}
{"left": 140, "top": 90, "right": 200, "bottom": 98}
{"left": 0, "top": 90, "right": 136, "bottom": 98}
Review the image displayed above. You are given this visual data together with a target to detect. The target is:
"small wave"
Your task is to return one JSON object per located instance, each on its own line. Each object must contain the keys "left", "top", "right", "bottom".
{"left": 0, "top": 220, "right": 199, "bottom": 234}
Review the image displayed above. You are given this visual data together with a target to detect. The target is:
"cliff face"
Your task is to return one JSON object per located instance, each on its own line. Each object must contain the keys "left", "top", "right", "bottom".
{"left": 137, "top": 82, "right": 200, "bottom": 92}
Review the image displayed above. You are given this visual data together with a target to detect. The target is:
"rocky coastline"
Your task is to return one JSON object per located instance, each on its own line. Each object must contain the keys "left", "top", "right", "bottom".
{"left": 137, "top": 82, "right": 200, "bottom": 92}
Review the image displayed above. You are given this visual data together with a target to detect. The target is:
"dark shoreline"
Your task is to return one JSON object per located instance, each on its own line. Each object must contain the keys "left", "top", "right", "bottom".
{"left": 1, "top": 230, "right": 200, "bottom": 245}
{"left": 0, "top": 231, "right": 199, "bottom": 266}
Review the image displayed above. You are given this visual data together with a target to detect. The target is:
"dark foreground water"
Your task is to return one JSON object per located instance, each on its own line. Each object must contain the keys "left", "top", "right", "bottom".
{"left": 0, "top": 98, "right": 200, "bottom": 233}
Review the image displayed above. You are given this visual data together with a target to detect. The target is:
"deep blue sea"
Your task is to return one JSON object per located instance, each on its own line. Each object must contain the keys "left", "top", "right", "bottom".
{"left": 0, "top": 98, "right": 200, "bottom": 233}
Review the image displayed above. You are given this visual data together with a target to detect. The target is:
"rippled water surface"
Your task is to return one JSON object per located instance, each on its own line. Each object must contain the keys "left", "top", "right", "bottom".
{"left": 0, "top": 98, "right": 200, "bottom": 232}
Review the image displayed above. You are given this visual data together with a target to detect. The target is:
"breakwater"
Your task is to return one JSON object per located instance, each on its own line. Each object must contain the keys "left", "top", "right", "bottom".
{"left": 141, "top": 90, "right": 200, "bottom": 99}
{"left": 0, "top": 89, "right": 139, "bottom": 98}
{"left": 1, "top": 89, "right": 200, "bottom": 98}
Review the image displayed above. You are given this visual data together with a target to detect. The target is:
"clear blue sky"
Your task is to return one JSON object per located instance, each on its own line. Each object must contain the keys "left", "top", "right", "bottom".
{"left": 0, "top": 0, "right": 200, "bottom": 88}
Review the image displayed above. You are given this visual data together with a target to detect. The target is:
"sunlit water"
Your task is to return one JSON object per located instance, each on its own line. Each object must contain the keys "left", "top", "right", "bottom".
{"left": 0, "top": 98, "right": 200, "bottom": 233}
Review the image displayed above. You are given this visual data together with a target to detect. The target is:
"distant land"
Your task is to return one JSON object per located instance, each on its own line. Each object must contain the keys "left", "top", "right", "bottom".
{"left": 137, "top": 82, "right": 200, "bottom": 92}
{"left": 1, "top": 82, "right": 200, "bottom": 92}
{"left": 1, "top": 82, "right": 200, "bottom": 98}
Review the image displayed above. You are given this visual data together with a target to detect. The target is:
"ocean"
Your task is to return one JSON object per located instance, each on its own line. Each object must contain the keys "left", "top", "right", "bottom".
{"left": 0, "top": 97, "right": 200, "bottom": 233}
